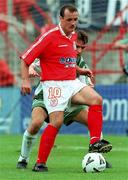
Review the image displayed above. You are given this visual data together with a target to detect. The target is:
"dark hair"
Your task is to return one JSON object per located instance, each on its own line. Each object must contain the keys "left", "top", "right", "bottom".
{"left": 77, "top": 30, "right": 88, "bottom": 44}
{"left": 60, "top": 4, "right": 78, "bottom": 17}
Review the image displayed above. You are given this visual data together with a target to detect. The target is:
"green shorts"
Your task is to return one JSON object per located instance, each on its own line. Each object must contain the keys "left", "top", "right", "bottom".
{"left": 32, "top": 93, "right": 88, "bottom": 126}
{"left": 64, "top": 104, "right": 88, "bottom": 126}
{"left": 32, "top": 98, "right": 46, "bottom": 109}
{"left": 32, "top": 98, "right": 49, "bottom": 123}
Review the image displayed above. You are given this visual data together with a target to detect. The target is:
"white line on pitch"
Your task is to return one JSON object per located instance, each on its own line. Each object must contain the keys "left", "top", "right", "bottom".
{"left": 56, "top": 146, "right": 128, "bottom": 152}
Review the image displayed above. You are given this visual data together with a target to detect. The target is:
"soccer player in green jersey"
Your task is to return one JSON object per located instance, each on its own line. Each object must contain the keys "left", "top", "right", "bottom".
{"left": 17, "top": 30, "right": 111, "bottom": 170}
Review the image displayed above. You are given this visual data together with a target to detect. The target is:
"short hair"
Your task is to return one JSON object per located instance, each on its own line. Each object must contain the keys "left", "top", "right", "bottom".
{"left": 77, "top": 30, "right": 88, "bottom": 44}
{"left": 60, "top": 4, "right": 78, "bottom": 17}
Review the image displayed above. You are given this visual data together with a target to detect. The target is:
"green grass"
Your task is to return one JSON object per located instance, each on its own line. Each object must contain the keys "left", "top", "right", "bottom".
{"left": 0, "top": 135, "right": 128, "bottom": 180}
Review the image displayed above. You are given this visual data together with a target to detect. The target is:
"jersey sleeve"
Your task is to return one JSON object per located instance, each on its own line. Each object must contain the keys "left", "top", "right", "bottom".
{"left": 20, "top": 33, "right": 51, "bottom": 65}
{"left": 32, "top": 59, "right": 41, "bottom": 74}
{"left": 32, "top": 59, "right": 40, "bottom": 67}
{"left": 77, "top": 56, "right": 92, "bottom": 85}
{"left": 77, "top": 56, "right": 88, "bottom": 69}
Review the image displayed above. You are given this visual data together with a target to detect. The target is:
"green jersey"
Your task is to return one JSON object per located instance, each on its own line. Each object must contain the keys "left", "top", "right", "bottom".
{"left": 76, "top": 56, "right": 92, "bottom": 85}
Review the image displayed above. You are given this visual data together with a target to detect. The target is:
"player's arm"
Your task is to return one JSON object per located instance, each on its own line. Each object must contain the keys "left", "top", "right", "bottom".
{"left": 20, "top": 42, "right": 41, "bottom": 95}
{"left": 21, "top": 60, "right": 31, "bottom": 95}
{"left": 76, "top": 65, "right": 93, "bottom": 77}
{"left": 29, "top": 59, "right": 41, "bottom": 77}
{"left": 21, "top": 34, "right": 50, "bottom": 94}
{"left": 21, "top": 59, "right": 42, "bottom": 94}
{"left": 77, "top": 59, "right": 94, "bottom": 87}
{"left": 84, "top": 65, "right": 94, "bottom": 87}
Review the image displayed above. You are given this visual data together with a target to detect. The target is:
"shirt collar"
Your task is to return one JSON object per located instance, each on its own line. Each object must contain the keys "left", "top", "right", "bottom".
{"left": 58, "top": 23, "right": 75, "bottom": 39}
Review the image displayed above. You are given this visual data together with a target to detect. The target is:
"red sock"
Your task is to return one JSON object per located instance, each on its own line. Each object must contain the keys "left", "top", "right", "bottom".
{"left": 88, "top": 105, "right": 103, "bottom": 144}
{"left": 37, "top": 124, "right": 58, "bottom": 164}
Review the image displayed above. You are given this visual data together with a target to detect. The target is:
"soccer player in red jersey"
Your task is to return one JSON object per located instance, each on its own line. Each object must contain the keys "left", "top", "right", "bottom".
{"left": 20, "top": 4, "right": 112, "bottom": 172}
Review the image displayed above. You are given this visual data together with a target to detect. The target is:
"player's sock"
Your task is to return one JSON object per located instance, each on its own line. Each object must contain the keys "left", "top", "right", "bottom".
{"left": 18, "top": 130, "right": 37, "bottom": 162}
{"left": 36, "top": 124, "right": 58, "bottom": 164}
{"left": 88, "top": 105, "right": 102, "bottom": 144}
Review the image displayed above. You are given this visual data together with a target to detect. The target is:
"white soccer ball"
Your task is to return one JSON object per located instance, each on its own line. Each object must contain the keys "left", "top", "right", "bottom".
{"left": 82, "top": 153, "right": 106, "bottom": 173}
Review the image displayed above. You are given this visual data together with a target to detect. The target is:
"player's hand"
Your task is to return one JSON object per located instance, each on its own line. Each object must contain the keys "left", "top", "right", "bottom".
{"left": 87, "top": 76, "right": 94, "bottom": 88}
{"left": 84, "top": 68, "right": 93, "bottom": 77}
{"left": 21, "top": 78, "right": 31, "bottom": 95}
{"left": 84, "top": 69, "right": 95, "bottom": 86}
{"left": 29, "top": 65, "right": 40, "bottom": 77}
{"left": 76, "top": 66, "right": 93, "bottom": 77}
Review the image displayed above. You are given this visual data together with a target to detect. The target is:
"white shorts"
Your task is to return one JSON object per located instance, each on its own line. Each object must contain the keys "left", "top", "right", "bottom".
{"left": 42, "top": 78, "right": 87, "bottom": 114}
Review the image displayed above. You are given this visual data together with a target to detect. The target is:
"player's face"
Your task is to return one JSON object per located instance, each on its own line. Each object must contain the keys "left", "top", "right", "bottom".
{"left": 76, "top": 39, "right": 87, "bottom": 56}
{"left": 60, "top": 9, "right": 79, "bottom": 36}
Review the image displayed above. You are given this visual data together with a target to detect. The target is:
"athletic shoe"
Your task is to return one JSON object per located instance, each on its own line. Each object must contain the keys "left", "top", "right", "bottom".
{"left": 17, "top": 159, "right": 27, "bottom": 169}
{"left": 89, "top": 139, "right": 112, "bottom": 153}
{"left": 32, "top": 163, "right": 48, "bottom": 172}
{"left": 106, "top": 160, "right": 112, "bottom": 168}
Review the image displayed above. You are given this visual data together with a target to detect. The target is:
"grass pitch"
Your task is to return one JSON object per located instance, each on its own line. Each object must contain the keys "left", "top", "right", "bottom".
{"left": 0, "top": 134, "right": 128, "bottom": 180}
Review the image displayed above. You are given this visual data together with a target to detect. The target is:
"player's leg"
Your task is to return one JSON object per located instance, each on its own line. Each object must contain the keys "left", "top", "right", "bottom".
{"left": 32, "top": 111, "right": 63, "bottom": 172}
{"left": 64, "top": 105, "right": 88, "bottom": 126}
{"left": 17, "top": 105, "right": 48, "bottom": 169}
{"left": 71, "top": 108, "right": 112, "bottom": 168}
{"left": 72, "top": 108, "right": 104, "bottom": 142}
{"left": 64, "top": 104, "right": 105, "bottom": 144}
{"left": 64, "top": 105, "right": 104, "bottom": 140}
{"left": 64, "top": 105, "right": 112, "bottom": 168}
{"left": 32, "top": 80, "right": 73, "bottom": 172}
{"left": 71, "top": 85, "right": 112, "bottom": 153}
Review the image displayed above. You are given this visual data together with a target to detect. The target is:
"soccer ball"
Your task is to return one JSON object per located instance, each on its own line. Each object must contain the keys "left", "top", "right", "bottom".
{"left": 82, "top": 153, "right": 106, "bottom": 173}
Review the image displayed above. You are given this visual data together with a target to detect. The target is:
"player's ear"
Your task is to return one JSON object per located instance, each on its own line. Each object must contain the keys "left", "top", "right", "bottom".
{"left": 60, "top": 16, "right": 64, "bottom": 21}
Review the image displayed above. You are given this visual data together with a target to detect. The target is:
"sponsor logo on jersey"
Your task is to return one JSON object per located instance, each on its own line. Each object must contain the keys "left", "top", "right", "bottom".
{"left": 60, "top": 57, "right": 76, "bottom": 68}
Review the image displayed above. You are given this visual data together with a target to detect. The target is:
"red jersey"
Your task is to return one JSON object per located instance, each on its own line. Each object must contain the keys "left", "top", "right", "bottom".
{"left": 21, "top": 25, "right": 77, "bottom": 81}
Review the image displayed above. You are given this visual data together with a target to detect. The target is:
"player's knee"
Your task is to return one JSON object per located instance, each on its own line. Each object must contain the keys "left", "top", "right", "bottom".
{"left": 92, "top": 94, "right": 103, "bottom": 105}
{"left": 28, "top": 120, "right": 43, "bottom": 134}
{"left": 50, "top": 119, "right": 63, "bottom": 130}
{"left": 97, "top": 95, "right": 103, "bottom": 105}
{"left": 34, "top": 120, "right": 42, "bottom": 129}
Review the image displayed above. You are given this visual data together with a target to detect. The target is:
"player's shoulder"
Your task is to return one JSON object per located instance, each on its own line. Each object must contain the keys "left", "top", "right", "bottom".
{"left": 35, "top": 26, "right": 58, "bottom": 44}
{"left": 40, "top": 26, "right": 59, "bottom": 39}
